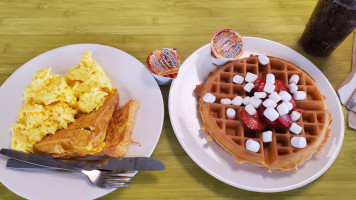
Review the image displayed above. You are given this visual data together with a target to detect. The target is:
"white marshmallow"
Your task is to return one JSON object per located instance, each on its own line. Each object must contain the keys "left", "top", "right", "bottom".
{"left": 226, "top": 108, "right": 236, "bottom": 119}
{"left": 258, "top": 55, "right": 269, "bottom": 65}
{"left": 277, "top": 102, "right": 289, "bottom": 116}
{"left": 289, "top": 74, "right": 300, "bottom": 84}
{"left": 232, "top": 96, "right": 243, "bottom": 106}
{"left": 288, "top": 83, "right": 298, "bottom": 93}
{"left": 284, "top": 101, "right": 293, "bottom": 111}
{"left": 262, "top": 131, "right": 272, "bottom": 143}
{"left": 244, "top": 82, "right": 254, "bottom": 92}
{"left": 220, "top": 98, "right": 232, "bottom": 105}
{"left": 263, "top": 83, "right": 275, "bottom": 93}
{"left": 245, "top": 104, "right": 257, "bottom": 115}
{"left": 243, "top": 96, "right": 251, "bottom": 105}
{"left": 233, "top": 75, "right": 244, "bottom": 84}
{"left": 293, "top": 91, "right": 306, "bottom": 100}
{"left": 203, "top": 93, "right": 216, "bottom": 103}
{"left": 246, "top": 139, "right": 260, "bottom": 152}
{"left": 291, "top": 111, "right": 301, "bottom": 121}
{"left": 289, "top": 123, "right": 303, "bottom": 134}
{"left": 266, "top": 74, "right": 275, "bottom": 84}
{"left": 263, "top": 107, "right": 279, "bottom": 121}
{"left": 250, "top": 97, "right": 263, "bottom": 109}
{"left": 254, "top": 92, "right": 267, "bottom": 99}
{"left": 268, "top": 92, "right": 281, "bottom": 103}
{"left": 245, "top": 72, "right": 258, "bottom": 83}
{"left": 291, "top": 136, "right": 306, "bottom": 148}
{"left": 263, "top": 99, "right": 277, "bottom": 108}
{"left": 279, "top": 91, "right": 292, "bottom": 102}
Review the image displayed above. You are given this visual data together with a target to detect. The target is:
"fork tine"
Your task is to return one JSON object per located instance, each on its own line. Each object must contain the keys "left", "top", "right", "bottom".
{"left": 103, "top": 183, "right": 130, "bottom": 188}
{"left": 105, "top": 177, "right": 131, "bottom": 182}
{"left": 105, "top": 171, "right": 137, "bottom": 177}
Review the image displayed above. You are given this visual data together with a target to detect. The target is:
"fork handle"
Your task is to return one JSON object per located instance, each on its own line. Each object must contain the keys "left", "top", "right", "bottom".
{"left": 6, "top": 158, "right": 57, "bottom": 170}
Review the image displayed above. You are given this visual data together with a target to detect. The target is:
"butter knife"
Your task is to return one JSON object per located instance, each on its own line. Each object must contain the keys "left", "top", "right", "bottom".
{"left": 0, "top": 148, "right": 165, "bottom": 171}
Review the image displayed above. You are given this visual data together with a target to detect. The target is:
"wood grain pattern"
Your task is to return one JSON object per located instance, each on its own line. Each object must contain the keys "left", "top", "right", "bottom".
{"left": 0, "top": 0, "right": 355, "bottom": 199}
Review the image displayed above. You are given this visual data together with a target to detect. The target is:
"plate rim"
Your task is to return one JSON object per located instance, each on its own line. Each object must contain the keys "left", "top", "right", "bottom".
{"left": 168, "top": 37, "right": 344, "bottom": 193}
{"left": 0, "top": 43, "right": 164, "bottom": 199}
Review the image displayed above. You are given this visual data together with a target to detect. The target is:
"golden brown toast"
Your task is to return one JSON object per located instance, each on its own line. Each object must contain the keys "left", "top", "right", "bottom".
{"left": 34, "top": 89, "right": 120, "bottom": 158}
{"left": 95, "top": 99, "right": 141, "bottom": 157}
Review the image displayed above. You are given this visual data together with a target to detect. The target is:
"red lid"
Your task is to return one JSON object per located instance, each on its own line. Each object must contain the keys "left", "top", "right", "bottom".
{"left": 146, "top": 48, "right": 181, "bottom": 79}
{"left": 211, "top": 29, "right": 245, "bottom": 60}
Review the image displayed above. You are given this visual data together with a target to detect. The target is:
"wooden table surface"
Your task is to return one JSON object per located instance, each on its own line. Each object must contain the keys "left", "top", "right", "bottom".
{"left": 0, "top": 0, "right": 355, "bottom": 199}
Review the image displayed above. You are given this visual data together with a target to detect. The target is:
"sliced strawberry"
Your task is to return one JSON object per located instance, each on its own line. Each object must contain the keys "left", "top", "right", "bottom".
{"left": 274, "top": 79, "right": 289, "bottom": 93}
{"left": 289, "top": 97, "right": 296, "bottom": 109}
{"left": 277, "top": 114, "right": 292, "bottom": 128}
{"left": 293, "top": 108, "right": 305, "bottom": 114}
{"left": 240, "top": 108, "right": 267, "bottom": 131}
{"left": 258, "top": 106, "right": 281, "bottom": 127}
{"left": 254, "top": 78, "right": 266, "bottom": 92}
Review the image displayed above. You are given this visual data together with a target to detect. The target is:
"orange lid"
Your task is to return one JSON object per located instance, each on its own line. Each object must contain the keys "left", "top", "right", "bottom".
{"left": 211, "top": 29, "right": 245, "bottom": 60}
{"left": 146, "top": 48, "right": 181, "bottom": 79}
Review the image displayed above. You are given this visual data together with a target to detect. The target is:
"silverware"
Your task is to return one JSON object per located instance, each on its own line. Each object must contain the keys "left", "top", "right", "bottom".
{"left": 0, "top": 148, "right": 165, "bottom": 171}
{"left": 347, "top": 92, "right": 356, "bottom": 111}
{"left": 0, "top": 148, "right": 165, "bottom": 188}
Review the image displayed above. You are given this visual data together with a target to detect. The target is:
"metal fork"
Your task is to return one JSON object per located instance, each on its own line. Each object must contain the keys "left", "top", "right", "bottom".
{"left": 6, "top": 158, "right": 136, "bottom": 189}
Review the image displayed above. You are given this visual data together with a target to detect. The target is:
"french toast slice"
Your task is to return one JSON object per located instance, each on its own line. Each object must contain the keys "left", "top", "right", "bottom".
{"left": 34, "top": 89, "right": 120, "bottom": 158}
{"left": 94, "top": 99, "right": 141, "bottom": 157}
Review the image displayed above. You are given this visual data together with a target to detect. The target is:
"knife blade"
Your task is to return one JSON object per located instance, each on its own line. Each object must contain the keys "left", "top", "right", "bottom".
{"left": 347, "top": 91, "right": 356, "bottom": 111}
{"left": 0, "top": 148, "right": 165, "bottom": 171}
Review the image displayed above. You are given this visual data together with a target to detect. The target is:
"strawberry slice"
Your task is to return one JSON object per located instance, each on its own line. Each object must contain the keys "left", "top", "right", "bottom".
{"left": 254, "top": 78, "right": 266, "bottom": 92}
{"left": 258, "top": 106, "right": 281, "bottom": 127}
{"left": 293, "top": 108, "right": 305, "bottom": 114}
{"left": 289, "top": 97, "right": 296, "bottom": 109}
{"left": 240, "top": 108, "right": 267, "bottom": 131}
{"left": 274, "top": 79, "right": 289, "bottom": 93}
{"left": 277, "top": 114, "right": 292, "bottom": 128}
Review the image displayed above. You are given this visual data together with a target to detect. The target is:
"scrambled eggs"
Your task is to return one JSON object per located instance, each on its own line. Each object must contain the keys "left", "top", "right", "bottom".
{"left": 11, "top": 50, "right": 113, "bottom": 153}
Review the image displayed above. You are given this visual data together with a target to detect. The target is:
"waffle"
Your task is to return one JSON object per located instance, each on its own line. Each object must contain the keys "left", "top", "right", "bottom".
{"left": 194, "top": 55, "right": 332, "bottom": 170}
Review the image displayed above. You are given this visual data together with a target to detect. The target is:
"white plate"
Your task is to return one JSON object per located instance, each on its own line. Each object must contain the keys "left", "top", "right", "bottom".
{"left": 0, "top": 44, "right": 164, "bottom": 200}
{"left": 169, "top": 37, "right": 344, "bottom": 193}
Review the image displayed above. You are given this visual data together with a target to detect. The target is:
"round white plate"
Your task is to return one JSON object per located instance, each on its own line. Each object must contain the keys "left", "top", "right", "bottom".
{"left": 169, "top": 37, "right": 344, "bottom": 192}
{"left": 0, "top": 44, "right": 164, "bottom": 200}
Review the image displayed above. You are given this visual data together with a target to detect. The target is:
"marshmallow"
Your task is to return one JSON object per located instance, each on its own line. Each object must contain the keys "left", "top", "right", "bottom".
{"left": 244, "top": 82, "right": 254, "bottom": 92}
{"left": 243, "top": 96, "right": 251, "bottom": 105}
{"left": 293, "top": 91, "right": 306, "bottom": 100}
{"left": 279, "top": 91, "right": 292, "bottom": 102}
{"left": 246, "top": 139, "right": 260, "bottom": 152}
{"left": 263, "top": 107, "right": 279, "bottom": 121}
{"left": 288, "top": 83, "right": 298, "bottom": 93}
{"left": 220, "top": 98, "right": 232, "bottom": 105}
{"left": 289, "top": 74, "right": 300, "bottom": 84}
{"left": 203, "top": 93, "right": 216, "bottom": 103}
{"left": 233, "top": 75, "right": 244, "bottom": 84}
{"left": 291, "top": 136, "right": 306, "bottom": 148}
{"left": 232, "top": 96, "right": 243, "bottom": 106}
{"left": 284, "top": 101, "right": 293, "bottom": 111}
{"left": 266, "top": 74, "right": 275, "bottom": 84}
{"left": 262, "top": 131, "right": 272, "bottom": 143}
{"left": 263, "top": 99, "right": 277, "bottom": 108}
{"left": 277, "top": 102, "right": 289, "bottom": 116}
{"left": 250, "top": 96, "right": 263, "bottom": 109}
{"left": 263, "top": 83, "right": 275, "bottom": 93}
{"left": 226, "top": 108, "right": 236, "bottom": 119}
{"left": 289, "top": 123, "right": 303, "bottom": 134}
{"left": 258, "top": 55, "right": 269, "bottom": 65}
{"left": 245, "top": 104, "right": 257, "bottom": 115}
{"left": 291, "top": 111, "right": 301, "bottom": 121}
{"left": 254, "top": 92, "right": 267, "bottom": 99}
{"left": 245, "top": 72, "right": 258, "bottom": 83}
{"left": 268, "top": 92, "right": 281, "bottom": 103}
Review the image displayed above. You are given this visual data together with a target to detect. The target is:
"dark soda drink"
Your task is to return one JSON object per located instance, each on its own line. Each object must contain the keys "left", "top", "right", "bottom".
{"left": 299, "top": 0, "right": 356, "bottom": 57}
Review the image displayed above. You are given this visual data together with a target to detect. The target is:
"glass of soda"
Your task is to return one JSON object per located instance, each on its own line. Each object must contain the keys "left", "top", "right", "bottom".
{"left": 299, "top": 0, "right": 356, "bottom": 57}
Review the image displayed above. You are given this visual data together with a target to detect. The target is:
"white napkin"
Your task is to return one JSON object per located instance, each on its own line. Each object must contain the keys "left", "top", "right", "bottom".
{"left": 337, "top": 34, "right": 356, "bottom": 129}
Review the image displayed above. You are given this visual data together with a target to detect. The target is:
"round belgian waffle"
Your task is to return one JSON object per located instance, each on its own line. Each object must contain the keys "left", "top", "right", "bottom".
{"left": 194, "top": 55, "right": 332, "bottom": 171}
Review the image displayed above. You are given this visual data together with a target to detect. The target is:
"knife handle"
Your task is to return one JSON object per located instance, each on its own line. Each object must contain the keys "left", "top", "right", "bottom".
{"left": 0, "top": 148, "right": 79, "bottom": 172}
